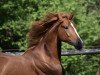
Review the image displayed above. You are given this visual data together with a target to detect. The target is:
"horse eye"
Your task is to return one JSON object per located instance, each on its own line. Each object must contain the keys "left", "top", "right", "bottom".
{"left": 64, "top": 27, "right": 68, "bottom": 29}
{"left": 62, "top": 26, "right": 68, "bottom": 29}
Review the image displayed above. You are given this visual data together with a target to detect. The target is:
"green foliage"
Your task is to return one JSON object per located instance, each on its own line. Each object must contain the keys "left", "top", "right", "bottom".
{"left": 62, "top": 55, "right": 100, "bottom": 75}
{"left": 0, "top": 0, "right": 100, "bottom": 74}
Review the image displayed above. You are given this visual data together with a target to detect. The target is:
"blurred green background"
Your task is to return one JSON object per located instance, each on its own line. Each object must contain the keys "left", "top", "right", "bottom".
{"left": 0, "top": 0, "right": 100, "bottom": 75}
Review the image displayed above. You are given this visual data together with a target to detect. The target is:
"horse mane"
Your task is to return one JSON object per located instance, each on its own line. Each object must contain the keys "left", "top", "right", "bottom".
{"left": 28, "top": 13, "right": 59, "bottom": 47}
{"left": 28, "top": 13, "right": 73, "bottom": 47}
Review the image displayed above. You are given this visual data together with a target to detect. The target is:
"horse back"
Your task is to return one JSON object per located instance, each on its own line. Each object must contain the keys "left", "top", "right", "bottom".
{"left": 0, "top": 52, "right": 19, "bottom": 75}
{"left": 0, "top": 53, "right": 36, "bottom": 75}
{"left": 0, "top": 53, "right": 9, "bottom": 74}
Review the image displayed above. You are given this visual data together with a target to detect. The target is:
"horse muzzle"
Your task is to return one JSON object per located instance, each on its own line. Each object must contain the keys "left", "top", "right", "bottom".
{"left": 74, "top": 39, "right": 83, "bottom": 50}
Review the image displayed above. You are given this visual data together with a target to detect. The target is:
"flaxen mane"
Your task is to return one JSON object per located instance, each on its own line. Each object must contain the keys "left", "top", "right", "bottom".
{"left": 28, "top": 13, "right": 58, "bottom": 47}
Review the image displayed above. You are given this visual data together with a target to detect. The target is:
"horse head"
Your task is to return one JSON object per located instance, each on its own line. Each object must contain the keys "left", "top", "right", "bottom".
{"left": 57, "top": 13, "right": 83, "bottom": 50}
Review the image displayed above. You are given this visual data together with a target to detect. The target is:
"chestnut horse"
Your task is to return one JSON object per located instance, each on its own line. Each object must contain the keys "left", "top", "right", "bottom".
{"left": 0, "top": 13, "right": 83, "bottom": 75}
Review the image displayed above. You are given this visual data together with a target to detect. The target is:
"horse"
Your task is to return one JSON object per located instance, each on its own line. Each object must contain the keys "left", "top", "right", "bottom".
{"left": 0, "top": 12, "right": 83, "bottom": 75}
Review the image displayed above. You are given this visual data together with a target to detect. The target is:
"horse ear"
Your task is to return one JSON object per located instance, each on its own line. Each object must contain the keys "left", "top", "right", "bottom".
{"left": 68, "top": 13, "right": 74, "bottom": 20}
{"left": 57, "top": 13, "right": 74, "bottom": 20}
{"left": 57, "top": 13, "right": 63, "bottom": 23}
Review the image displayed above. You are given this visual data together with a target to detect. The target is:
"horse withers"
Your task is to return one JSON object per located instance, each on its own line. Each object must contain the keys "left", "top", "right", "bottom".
{"left": 0, "top": 13, "right": 83, "bottom": 75}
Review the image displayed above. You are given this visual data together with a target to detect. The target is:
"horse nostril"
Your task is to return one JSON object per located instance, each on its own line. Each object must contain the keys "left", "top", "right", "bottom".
{"left": 75, "top": 40, "right": 83, "bottom": 50}
{"left": 78, "top": 41, "right": 81, "bottom": 45}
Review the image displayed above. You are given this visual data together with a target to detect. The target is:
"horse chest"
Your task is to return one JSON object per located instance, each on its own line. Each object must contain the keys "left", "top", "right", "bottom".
{"left": 31, "top": 58, "right": 62, "bottom": 75}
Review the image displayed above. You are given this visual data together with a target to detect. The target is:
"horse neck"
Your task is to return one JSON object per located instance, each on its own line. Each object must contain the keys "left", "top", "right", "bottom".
{"left": 43, "top": 30, "right": 61, "bottom": 60}
{"left": 23, "top": 28, "right": 61, "bottom": 61}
